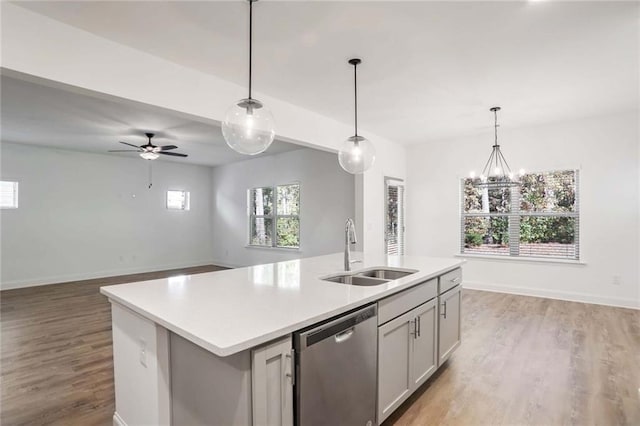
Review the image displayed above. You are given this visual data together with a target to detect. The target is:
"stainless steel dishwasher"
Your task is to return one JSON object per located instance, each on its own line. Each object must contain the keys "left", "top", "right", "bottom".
{"left": 294, "top": 304, "right": 378, "bottom": 426}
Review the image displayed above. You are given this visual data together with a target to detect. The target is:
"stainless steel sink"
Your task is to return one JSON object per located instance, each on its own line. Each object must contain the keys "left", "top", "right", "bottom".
{"left": 356, "top": 268, "right": 418, "bottom": 280}
{"left": 322, "top": 274, "right": 389, "bottom": 286}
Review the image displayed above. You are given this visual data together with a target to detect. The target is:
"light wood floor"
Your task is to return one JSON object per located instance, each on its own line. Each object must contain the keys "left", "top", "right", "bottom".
{"left": 0, "top": 265, "right": 225, "bottom": 426}
{"left": 1, "top": 277, "right": 638, "bottom": 426}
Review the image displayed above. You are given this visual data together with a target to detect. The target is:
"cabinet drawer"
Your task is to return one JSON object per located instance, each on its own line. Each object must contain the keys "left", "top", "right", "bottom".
{"left": 378, "top": 279, "right": 437, "bottom": 325}
{"left": 439, "top": 268, "right": 462, "bottom": 294}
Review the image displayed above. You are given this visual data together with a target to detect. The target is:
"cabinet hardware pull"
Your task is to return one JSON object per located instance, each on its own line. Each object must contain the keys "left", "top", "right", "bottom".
{"left": 441, "top": 301, "right": 447, "bottom": 318}
{"left": 410, "top": 318, "right": 416, "bottom": 338}
{"left": 417, "top": 316, "right": 421, "bottom": 337}
{"left": 285, "top": 349, "right": 295, "bottom": 386}
{"left": 450, "top": 277, "right": 461, "bottom": 284}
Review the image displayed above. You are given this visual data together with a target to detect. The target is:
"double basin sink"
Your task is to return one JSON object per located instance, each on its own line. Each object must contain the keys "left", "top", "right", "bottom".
{"left": 322, "top": 267, "right": 418, "bottom": 286}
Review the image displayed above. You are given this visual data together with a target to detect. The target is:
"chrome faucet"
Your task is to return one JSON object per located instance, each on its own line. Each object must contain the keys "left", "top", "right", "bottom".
{"left": 344, "top": 218, "right": 358, "bottom": 271}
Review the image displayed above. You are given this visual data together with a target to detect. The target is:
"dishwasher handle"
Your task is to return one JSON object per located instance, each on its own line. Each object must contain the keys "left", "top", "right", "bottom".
{"left": 334, "top": 327, "right": 355, "bottom": 343}
{"left": 296, "top": 304, "right": 377, "bottom": 350}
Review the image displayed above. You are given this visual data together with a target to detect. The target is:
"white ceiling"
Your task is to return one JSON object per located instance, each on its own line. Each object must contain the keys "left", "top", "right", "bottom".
{"left": 14, "top": 0, "right": 639, "bottom": 145}
{"left": 0, "top": 73, "right": 301, "bottom": 166}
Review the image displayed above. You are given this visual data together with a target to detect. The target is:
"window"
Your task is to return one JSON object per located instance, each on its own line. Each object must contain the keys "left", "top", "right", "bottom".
{"left": 249, "top": 184, "right": 300, "bottom": 248}
{"left": 385, "top": 178, "right": 405, "bottom": 255}
{"left": 167, "top": 190, "right": 190, "bottom": 210}
{"left": 0, "top": 181, "right": 18, "bottom": 209}
{"left": 461, "top": 170, "right": 579, "bottom": 260}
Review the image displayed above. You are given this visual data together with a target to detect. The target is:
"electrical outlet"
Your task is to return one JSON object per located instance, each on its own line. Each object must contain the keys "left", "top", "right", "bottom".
{"left": 612, "top": 275, "right": 621, "bottom": 286}
{"left": 139, "top": 338, "right": 147, "bottom": 367}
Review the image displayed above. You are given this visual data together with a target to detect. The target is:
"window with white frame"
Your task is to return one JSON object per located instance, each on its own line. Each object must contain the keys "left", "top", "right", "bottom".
{"left": 0, "top": 181, "right": 19, "bottom": 209}
{"left": 167, "top": 190, "right": 190, "bottom": 210}
{"left": 249, "top": 184, "right": 300, "bottom": 248}
{"left": 461, "top": 170, "right": 579, "bottom": 260}
{"left": 385, "top": 178, "right": 406, "bottom": 255}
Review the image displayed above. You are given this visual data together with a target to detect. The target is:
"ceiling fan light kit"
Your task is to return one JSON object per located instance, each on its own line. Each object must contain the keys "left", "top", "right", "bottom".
{"left": 140, "top": 151, "right": 160, "bottom": 160}
{"left": 469, "top": 107, "right": 523, "bottom": 189}
{"left": 222, "top": 0, "right": 276, "bottom": 156}
{"left": 338, "top": 58, "right": 376, "bottom": 175}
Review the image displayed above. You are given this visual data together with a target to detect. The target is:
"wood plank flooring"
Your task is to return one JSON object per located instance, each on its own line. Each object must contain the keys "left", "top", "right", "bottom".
{"left": 0, "top": 265, "right": 225, "bottom": 426}
{"left": 1, "top": 276, "right": 638, "bottom": 425}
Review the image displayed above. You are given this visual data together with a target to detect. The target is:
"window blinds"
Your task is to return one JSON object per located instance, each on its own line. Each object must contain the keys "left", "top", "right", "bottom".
{"left": 461, "top": 170, "right": 579, "bottom": 260}
{"left": 386, "top": 179, "right": 405, "bottom": 256}
{"left": 0, "top": 181, "right": 18, "bottom": 209}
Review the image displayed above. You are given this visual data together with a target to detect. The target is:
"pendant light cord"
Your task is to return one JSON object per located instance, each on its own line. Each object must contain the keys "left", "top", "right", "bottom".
{"left": 494, "top": 108, "right": 498, "bottom": 147}
{"left": 353, "top": 61, "right": 358, "bottom": 137}
{"left": 248, "top": 0, "right": 253, "bottom": 100}
{"left": 148, "top": 161, "right": 153, "bottom": 189}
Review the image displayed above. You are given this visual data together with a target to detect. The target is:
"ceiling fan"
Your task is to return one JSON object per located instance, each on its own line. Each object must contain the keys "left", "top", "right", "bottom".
{"left": 109, "top": 132, "right": 188, "bottom": 160}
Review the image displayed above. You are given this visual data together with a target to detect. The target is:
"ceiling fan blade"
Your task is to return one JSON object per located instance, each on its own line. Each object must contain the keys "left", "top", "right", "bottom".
{"left": 119, "top": 141, "right": 142, "bottom": 149}
{"left": 158, "top": 151, "right": 188, "bottom": 157}
{"left": 108, "top": 150, "right": 141, "bottom": 152}
{"left": 159, "top": 145, "right": 178, "bottom": 151}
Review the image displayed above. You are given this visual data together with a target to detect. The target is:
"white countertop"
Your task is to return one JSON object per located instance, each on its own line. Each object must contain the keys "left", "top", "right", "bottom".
{"left": 100, "top": 252, "right": 463, "bottom": 357}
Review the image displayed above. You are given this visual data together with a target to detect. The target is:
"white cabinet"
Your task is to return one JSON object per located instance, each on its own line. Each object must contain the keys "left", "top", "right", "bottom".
{"left": 438, "top": 285, "right": 462, "bottom": 366}
{"left": 411, "top": 299, "right": 439, "bottom": 389}
{"left": 378, "top": 309, "right": 414, "bottom": 422}
{"left": 378, "top": 298, "right": 438, "bottom": 423}
{"left": 251, "top": 336, "right": 294, "bottom": 426}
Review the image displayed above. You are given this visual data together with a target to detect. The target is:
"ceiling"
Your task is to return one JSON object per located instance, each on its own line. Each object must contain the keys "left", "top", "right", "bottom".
{"left": 13, "top": 0, "right": 639, "bottom": 145}
{"left": 0, "top": 73, "right": 301, "bottom": 166}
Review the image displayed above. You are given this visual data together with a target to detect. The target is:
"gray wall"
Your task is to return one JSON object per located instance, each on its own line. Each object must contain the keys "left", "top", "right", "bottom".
{"left": 1, "top": 142, "right": 214, "bottom": 289}
{"left": 211, "top": 148, "right": 355, "bottom": 267}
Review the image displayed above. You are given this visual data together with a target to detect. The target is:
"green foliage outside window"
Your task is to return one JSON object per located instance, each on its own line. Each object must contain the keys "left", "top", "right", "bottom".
{"left": 277, "top": 217, "right": 299, "bottom": 248}
{"left": 462, "top": 170, "right": 578, "bottom": 259}
{"left": 250, "top": 184, "right": 300, "bottom": 248}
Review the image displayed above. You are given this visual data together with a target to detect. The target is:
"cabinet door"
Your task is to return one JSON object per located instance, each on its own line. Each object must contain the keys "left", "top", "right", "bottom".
{"left": 378, "top": 309, "right": 415, "bottom": 424}
{"left": 411, "top": 298, "right": 438, "bottom": 388}
{"left": 251, "top": 336, "right": 293, "bottom": 426}
{"left": 438, "top": 285, "right": 462, "bottom": 366}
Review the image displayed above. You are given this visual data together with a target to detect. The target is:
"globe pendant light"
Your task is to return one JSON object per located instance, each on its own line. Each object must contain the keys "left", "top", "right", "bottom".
{"left": 338, "top": 58, "right": 375, "bottom": 174}
{"left": 469, "top": 107, "right": 524, "bottom": 188}
{"left": 222, "top": 0, "right": 275, "bottom": 155}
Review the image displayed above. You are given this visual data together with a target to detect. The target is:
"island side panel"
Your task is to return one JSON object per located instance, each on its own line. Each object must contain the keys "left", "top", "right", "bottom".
{"left": 170, "top": 332, "right": 252, "bottom": 426}
{"left": 111, "top": 302, "right": 171, "bottom": 426}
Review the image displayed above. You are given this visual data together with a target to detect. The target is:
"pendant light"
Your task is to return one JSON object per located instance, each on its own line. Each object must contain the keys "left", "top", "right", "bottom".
{"left": 338, "top": 58, "right": 375, "bottom": 174}
{"left": 469, "top": 107, "right": 524, "bottom": 188}
{"left": 222, "top": 0, "right": 275, "bottom": 155}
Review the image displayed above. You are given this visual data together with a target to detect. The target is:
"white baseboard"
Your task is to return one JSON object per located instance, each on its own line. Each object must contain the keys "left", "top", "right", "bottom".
{"left": 463, "top": 280, "right": 640, "bottom": 310}
{"left": 113, "top": 412, "right": 127, "bottom": 426}
{"left": 0, "top": 259, "right": 221, "bottom": 290}
{"left": 210, "top": 258, "right": 245, "bottom": 269}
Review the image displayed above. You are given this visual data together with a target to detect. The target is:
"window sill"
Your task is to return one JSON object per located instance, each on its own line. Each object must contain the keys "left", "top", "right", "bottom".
{"left": 246, "top": 245, "right": 301, "bottom": 253}
{"left": 455, "top": 253, "right": 586, "bottom": 266}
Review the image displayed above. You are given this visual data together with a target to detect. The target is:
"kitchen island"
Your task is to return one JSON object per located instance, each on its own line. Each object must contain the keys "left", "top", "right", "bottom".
{"left": 101, "top": 252, "right": 464, "bottom": 426}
